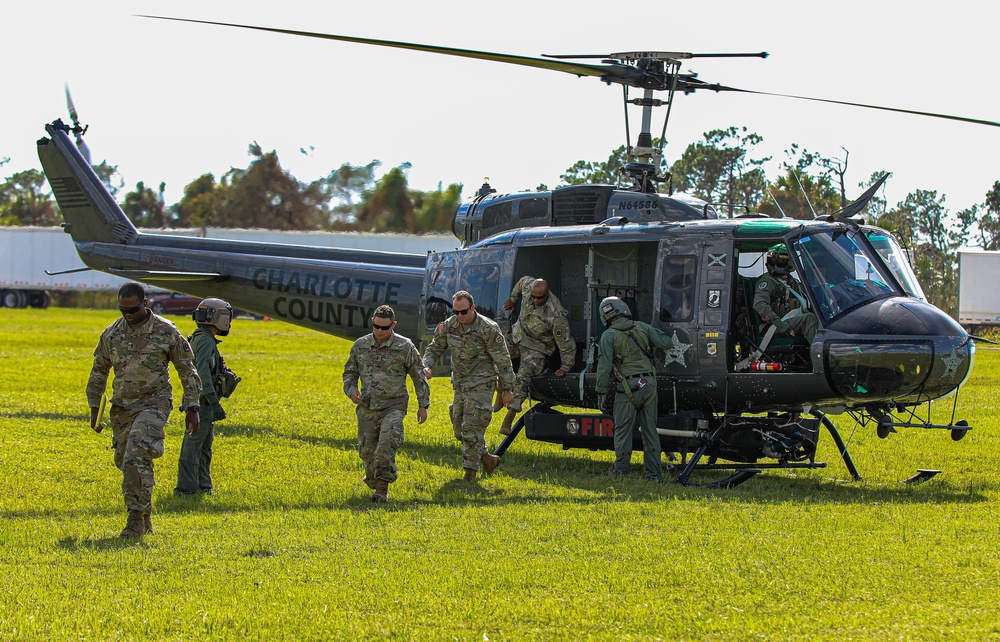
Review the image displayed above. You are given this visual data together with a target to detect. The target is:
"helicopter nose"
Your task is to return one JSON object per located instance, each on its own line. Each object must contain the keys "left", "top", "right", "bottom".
{"left": 823, "top": 297, "right": 973, "bottom": 403}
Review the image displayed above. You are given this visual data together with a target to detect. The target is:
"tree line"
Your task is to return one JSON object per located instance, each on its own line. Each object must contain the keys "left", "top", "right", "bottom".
{"left": 3, "top": 126, "right": 1000, "bottom": 315}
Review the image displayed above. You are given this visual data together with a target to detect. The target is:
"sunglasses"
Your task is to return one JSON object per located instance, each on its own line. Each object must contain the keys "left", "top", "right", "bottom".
{"left": 118, "top": 303, "right": 143, "bottom": 314}
{"left": 372, "top": 321, "right": 393, "bottom": 331}
{"left": 531, "top": 293, "right": 549, "bottom": 300}
{"left": 453, "top": 307, "right": 472, "bottom": 315}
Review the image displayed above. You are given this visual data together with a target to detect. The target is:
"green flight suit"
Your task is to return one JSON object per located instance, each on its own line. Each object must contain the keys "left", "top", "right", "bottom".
{"left": 753, "top": 273, "right": 819, "bottom": 343}
{"left": 176, "top": 327, "right": 225, "bottom": 495}
{"left": 595, "top": 318, "right": 674, "bottom": 480}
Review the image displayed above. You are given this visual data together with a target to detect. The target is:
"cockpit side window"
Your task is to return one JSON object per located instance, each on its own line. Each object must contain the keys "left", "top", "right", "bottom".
{"left": 427, "top": 268, "right": 455, "bottom": 327}
{"left": 659, "top": 256, "right": 697, "bottom": 322}
{"left": 460, "top": 265, "right": 501, "bottom": 319}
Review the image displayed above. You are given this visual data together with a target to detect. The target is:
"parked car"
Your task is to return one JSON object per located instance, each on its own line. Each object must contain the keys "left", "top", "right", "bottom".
{"left": 148, "top": 292, "right": 200, "bottom": 316}
{"left": 147, "top": 292, "right": 259, "bottom": 319}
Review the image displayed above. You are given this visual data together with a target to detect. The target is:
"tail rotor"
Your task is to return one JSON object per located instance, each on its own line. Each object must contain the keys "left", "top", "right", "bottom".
{"left": 64, "top": 83, "right": 92, "bottom": 164}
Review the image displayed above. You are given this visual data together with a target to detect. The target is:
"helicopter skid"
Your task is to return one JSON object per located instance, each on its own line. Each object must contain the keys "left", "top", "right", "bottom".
{"left": 491, "top": 407, "right": 854, "bottom": 488}
{"left": 667, "top": 461, "right": 825, "bottom": 487}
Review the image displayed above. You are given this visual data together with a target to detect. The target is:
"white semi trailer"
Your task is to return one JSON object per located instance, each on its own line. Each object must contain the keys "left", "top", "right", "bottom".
{"left": 957, "top": 249, "right": 1000, "bottom": 332}
{"left": 0, "top": 227, "right": 455, "bottom": 308}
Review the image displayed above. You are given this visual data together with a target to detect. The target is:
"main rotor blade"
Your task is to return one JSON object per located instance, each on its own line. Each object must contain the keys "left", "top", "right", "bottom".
{"left": 716, "top": 85, "right": 1000, "bottom": 128}
{"left": 139, "top": 15, "right": 999, "bottom": 128}
{"left": 543, "top": 52, "right": 769, "bottom": 60}
{"left": 64, "top": 83, "right": 80, "bottom": 126}
{"left": 139, "top": 16, "right": 642, "bottom": 84}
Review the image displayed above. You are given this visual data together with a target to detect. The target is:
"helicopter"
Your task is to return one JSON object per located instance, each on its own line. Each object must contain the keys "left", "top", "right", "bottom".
{"left": 37, "top": 17, "right": 988, "bottom": 487}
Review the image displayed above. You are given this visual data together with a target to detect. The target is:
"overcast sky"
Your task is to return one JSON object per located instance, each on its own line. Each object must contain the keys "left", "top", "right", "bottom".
{"left": 4, "top": 0, "right": 998, "bottom": 215}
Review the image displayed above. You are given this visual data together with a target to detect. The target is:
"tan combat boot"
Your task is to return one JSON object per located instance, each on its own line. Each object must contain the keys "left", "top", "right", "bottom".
{"left": 463, "top": 468, "right": 478, "bottom": 482}
{"left": 481, "top": 452, "right": 501, "bottom": 475}
{"left": 119, "top": 510, "right": 145, "bottom": 538}
{"left": 492, "top": 386, "right": 504, "bottom": 412}
{"left": 499, "top": 409, "right": 518, "bottom": 435}
{"left": 143, "top": 510, "right": 154, "bottom": 535}
{"left": 372, "top": 479, "right": 389, "bottom": 503}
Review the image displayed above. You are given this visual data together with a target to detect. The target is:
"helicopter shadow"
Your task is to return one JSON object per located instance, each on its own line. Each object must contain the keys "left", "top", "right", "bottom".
{"left": 5, "top": 410, "right": 88, "bottom": 422}
{"left": 212, "top": 421, "right": 358, "bottom": 451}
{"left": 457, "top": 439, "right": 995, "bottom": 507}
{"left": 56, "top": 535, "right": 149, "bottom": 552}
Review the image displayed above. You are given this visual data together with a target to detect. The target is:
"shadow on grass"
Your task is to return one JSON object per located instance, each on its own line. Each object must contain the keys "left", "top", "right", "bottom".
{"left": 403, "top": 432, "right": 998, "bottom": 508}
{"left": 16, "top": 471, "right": 994, "bottom": 529}
{"left": 214, "top": 422, "right": 357, "bottom": 451}
{"left": 56, "top": 535, "right": 150, "bottom": 552}
{"left": 4, "top": 410, "right": 87, "bottom": 422}
{"left": 13, "top": 426, "right": 990, "bottom": 527}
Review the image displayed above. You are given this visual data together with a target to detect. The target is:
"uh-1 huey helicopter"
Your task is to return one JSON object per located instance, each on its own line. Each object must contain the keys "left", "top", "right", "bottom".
{"left": 37, "top": 16, "right": 992, "bottom": 487}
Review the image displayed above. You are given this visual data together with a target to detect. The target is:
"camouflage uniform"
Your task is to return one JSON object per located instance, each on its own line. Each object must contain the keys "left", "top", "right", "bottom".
{"left": 595, "top": 318, "right": 674, "bottom": 480}
{"left": 507, "top": 276, "right": 576, "bottom": 411}
{"left": 87, "top": 312, "right": 201, "bottom": 512}
{"left": 175, "top": 327, "right": 224, "bottom": 495}
{"left": 344, "top": 332, "right": 430, "bottom": 487}
{"left": 753, "top": 274, "right": 819, "bottom": 343}
{"left": 422, "top": 313, "right": 515, "bottom": 471}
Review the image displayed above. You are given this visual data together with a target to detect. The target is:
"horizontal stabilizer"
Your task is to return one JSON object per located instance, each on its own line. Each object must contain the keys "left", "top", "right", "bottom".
{"left": 107, "top": 269, "right": 222, "bottom": 281}
{"left": 44, "top": 266, "right": 93, "bottom": 276}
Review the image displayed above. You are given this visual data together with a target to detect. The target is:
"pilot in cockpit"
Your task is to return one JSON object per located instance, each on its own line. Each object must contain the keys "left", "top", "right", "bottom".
{"left": 753, "top": 245, "right": 819, "bottom": 343}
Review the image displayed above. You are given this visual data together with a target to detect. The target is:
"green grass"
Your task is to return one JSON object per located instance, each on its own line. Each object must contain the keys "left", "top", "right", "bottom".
{"left": 1, "top": 307, "right": 999, "bottom": 640}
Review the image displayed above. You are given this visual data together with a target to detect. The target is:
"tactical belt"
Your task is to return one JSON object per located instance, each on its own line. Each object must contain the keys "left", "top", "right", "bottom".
{"left": 616, "top": 373, "right": 654, "bottom": 410}
{"left": 453, "top": 379, "right": 496, "bottom": 393}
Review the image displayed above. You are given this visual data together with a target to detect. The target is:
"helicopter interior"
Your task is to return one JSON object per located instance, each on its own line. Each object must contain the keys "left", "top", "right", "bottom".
{"left": 732, "top": 241, "right": 812, "bottom": 372}
{"left": 506, "top": 241, "right": 659, "bottom": 371}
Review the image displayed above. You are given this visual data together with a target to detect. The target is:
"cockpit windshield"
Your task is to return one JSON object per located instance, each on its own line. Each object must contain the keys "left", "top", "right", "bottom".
{"left": 864, "top": 229, "right": 927, "bottom": 300}
{"left": 790, "top": 230, "right": 901, "bottom": 321}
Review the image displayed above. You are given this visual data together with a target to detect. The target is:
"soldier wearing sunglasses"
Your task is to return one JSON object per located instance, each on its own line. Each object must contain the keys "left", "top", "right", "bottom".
{"left": 343, "top": 305, "right": 430, "bottom": 502}
{"left": 498, "top": 276, "right": 576, "bottom": 435}
{"left": 422, "top": 290, "right": 515, "bottom": 481}
{"left": 86, "top": 282, "right": 202, "bottom": 537}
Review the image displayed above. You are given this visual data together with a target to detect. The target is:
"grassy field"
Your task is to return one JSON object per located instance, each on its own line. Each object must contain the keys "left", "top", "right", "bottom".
{"left": 1, "top": 307, "right": 999, "bottom": 641}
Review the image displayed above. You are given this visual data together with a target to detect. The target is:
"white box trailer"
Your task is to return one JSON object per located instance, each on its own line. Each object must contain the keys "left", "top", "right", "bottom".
{"left": 958, "top": 249, "right": 1000, "bottom": 332}
{"left": 0, "top": 226, "right": 455, "bottom": 308}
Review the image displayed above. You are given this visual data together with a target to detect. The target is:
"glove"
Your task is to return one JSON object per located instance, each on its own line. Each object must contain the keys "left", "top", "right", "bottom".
{"left": 211, "top": 403, "right": 227, "bottom": 421}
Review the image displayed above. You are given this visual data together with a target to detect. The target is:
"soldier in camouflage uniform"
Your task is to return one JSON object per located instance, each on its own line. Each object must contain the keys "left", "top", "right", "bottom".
{"left": 498, "top": 276, "right": 576, "bottom": 434}
{"left": 594, "top": 297, "right": 674, "bottom": 481}
{"left": 87, "top": 282, "right": 202, "bottom": 538}
{"left": 344, "top": 305, "right": 430, "bottom": 503}
{"left": 422, "top": 290, "right": 515, "bottom": 481}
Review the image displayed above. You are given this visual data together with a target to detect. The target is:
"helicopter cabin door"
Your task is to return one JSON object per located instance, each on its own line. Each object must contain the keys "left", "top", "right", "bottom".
{"left": 655, "top": 236, "right": 733, "bottom": 382}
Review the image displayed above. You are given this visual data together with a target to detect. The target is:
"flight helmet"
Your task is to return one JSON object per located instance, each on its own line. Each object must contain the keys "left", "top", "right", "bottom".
{"left": 599, "top": 296, "right": 631, "bottom": 326}
{"left": 193, "top": 297, "right": 234, "bottom": 336}
{"left": 766, "top": 244, "right": 794, "bottom": 277}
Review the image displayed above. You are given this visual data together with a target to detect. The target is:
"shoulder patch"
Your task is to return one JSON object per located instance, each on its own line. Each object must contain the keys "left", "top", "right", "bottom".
{"left": 758, "top": 281, "right": 769, "bottom": 290}
{"left": 435, "top": 323, "right": 447, "bottom": 335}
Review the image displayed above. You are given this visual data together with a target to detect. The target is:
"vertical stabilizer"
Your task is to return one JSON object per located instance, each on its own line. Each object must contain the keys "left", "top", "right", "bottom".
{"left": 37, "top": 120, "right": 138, "bottom": 245}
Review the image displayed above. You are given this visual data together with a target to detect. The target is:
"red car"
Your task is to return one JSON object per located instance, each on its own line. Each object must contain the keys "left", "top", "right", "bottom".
{"left": 148, "top": 292, "right": 258, "bottom": 319}
{"left": 148, "top": 292, "right": 201, "bottom": 316}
